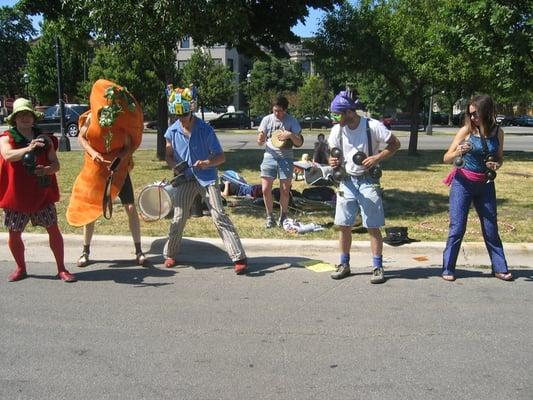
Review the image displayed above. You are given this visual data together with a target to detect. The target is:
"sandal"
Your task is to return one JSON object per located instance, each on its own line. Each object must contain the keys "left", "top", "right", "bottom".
{"left": 8, "top": 268, "right": 28, "bottom": 282}
{"left": 58, "top": 270, "right": 77, "bottom": 282}
{"left": 441, "top": 274, "right": 456, "bottom": 282}
{"left": 164, "top": 258, "right": 176, "bottom": 268}
{"left": 136, "top": 252, "right": 147, "bottom": 266}
{"left": 77, "top": 252, "right": 90, "bottom": 268}
{"left": 494, "top": 272, "right": 513, "bottom": 281}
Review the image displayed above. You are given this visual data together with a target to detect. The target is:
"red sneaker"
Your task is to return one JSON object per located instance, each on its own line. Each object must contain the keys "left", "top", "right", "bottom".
{"left": 57, "top": 270, "right": 77, "bottom": 282}
{"left": 164, "top": 258, "right": 176, "bottom": 268}
{"left": 234, "top": 258, "right": 247, "bottom": 275}
{"left": 8, "top": 269, "right": 28, "bottom": 282}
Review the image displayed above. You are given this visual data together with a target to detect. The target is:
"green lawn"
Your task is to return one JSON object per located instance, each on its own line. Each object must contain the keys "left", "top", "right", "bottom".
{"left": 4, "top": 148, "right": 532, "bottom": 243}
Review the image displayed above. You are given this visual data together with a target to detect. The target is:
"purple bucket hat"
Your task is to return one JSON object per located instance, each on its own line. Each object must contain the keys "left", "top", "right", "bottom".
{"left": 330, "top": 91, "right": 356, "bottom": 113}
{"left": 330, "top": 91, "right": 366, "bottom": 113}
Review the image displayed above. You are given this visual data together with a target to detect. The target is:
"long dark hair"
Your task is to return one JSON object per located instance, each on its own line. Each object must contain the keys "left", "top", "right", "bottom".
{"left": 465, "top": 94, "right": 497, "bottom": 137}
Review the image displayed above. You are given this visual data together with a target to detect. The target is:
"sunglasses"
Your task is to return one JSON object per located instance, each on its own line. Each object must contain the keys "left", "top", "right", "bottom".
{"left": 468, "top": 110, "right": 479, "bottom": 118}
{"left": 330, "top": 112, "right": 344, "bottom": 122}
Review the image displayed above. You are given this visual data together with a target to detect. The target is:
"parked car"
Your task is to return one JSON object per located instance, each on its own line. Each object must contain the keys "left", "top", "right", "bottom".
{"left": 496, "top": 115, "right": 519, "bottom": 126}
{"left": 36, "top": 104, "right": 89, "bottom": 137}
{"left": 298, "top": 115, "right": 333, "bottom": 129}
{"left": 514, "top": 115, "right": 533, "bottom": 127}
{"left": 452, "top": 112, "right": 466, "bottom": 126}
{"left": 250, "top": 115, "right": 264, "bottom": 128}
{"left": 194, "top": 107, "right": 226, "bottom": 121}
{"left": 208, "top": 112, "right": 251, "bottom": 129}
{"left": 381, "top": 112, "right": 424, "bottom": 130}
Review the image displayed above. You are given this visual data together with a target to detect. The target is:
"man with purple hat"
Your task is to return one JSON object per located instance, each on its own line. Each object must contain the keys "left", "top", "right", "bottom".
{"left": 327, "top": 90, "right": 400, "bottom": 284}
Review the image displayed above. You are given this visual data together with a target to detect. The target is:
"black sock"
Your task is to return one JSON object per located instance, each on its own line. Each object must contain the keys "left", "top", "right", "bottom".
{"left": 134, "top": 242, "right": 142, "bottom": 254}
{"left": 83, "top": 245, "right": 90, "bottom": 255}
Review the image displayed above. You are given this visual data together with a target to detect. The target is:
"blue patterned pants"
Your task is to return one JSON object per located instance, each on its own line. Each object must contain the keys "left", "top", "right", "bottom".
{"left": 442, "top": 173, "right": 509, "bottom": 275}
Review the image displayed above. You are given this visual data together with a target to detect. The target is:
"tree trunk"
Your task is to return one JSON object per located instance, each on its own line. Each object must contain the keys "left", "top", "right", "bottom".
{"left": 156, "top": 95, "right": 168, "bottom": 160}
{"left": 407, "top": 92, "right": 422, "bottom": 156}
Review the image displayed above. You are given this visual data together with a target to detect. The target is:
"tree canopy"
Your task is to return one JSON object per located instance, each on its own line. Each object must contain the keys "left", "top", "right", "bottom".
{"left": 0, "top": 6, "right": 35, "bottom": 97}
{"left": 311, "top": 0, "right": 532, "bottom": 154}
{"left": 181, "top": 49, "right": 236, "bottom": 113}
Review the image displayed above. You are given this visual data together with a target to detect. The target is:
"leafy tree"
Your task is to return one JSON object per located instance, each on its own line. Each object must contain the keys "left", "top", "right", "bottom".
{"left": 296, "top": 75, "right": 332, "bottom": 118}
{"left": 248, "top": 56, "right": 305, "bottom": 115}
{"left": 25, "top": 20, "right": 90, "bottom": 104}
{"left": 0, "top": 6, "right": 35, "bottom": 97}
{"left": 20, "top": 0, "right": 339, "bottom": 158}
{"left": 181, "top": 49, "right": 236, "bottom": 116}
{"left": 312, "top": 0, "right": 532, "bottom": 154}
{"left": 79, "top": 44, "right": 163, "bottom": 119}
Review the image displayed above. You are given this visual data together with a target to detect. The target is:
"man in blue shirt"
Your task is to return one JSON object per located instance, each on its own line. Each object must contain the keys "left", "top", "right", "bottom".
{"left": 163, "top": 87, "right": 247, "bottom": 274}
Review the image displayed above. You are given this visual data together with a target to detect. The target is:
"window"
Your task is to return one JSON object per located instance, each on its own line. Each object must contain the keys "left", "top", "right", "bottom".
{"left": 226, "top": 58, "right": 234, "bottom": 71}
{"left": 177, "top": 60, "right": 189, "bottom": 70}
{"left": 213, "top": 58, "right": 222, "bottom": 65}
{"left": 180, "top": 37, "right": 190, "bottom": 48}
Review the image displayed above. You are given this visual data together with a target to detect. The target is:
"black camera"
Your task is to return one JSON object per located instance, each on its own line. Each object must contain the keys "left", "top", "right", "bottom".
{"left": 330, "top": 147, "right": 346, "bottom": 183}
{"left": 170, "top": 161, "right": 189, "bottom": 187}
{"left": 484, "top": 154, "right": 497, "bottom": 181}
{"left": 352, "top": 151, "right": 381, "bottom": 179}
{"left": 22, "top": 135, "right": 52, "bottom": 187}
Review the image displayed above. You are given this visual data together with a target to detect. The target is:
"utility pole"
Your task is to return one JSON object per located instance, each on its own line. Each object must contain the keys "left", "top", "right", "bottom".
{"left": 55, "top": 36, "right": 70, "bottom": 151}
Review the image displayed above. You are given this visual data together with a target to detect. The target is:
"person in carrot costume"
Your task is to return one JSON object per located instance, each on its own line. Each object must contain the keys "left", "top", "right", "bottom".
{"left": 0, "top": 98, "right": 76, "bottom": 282}
{"left": 66, "top": 79, "right": 146, "bottom": 267}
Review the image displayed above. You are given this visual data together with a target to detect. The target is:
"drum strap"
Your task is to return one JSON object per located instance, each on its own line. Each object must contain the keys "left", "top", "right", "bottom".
{"left": 102, "top": 157, "right": 121, "bottom": 220}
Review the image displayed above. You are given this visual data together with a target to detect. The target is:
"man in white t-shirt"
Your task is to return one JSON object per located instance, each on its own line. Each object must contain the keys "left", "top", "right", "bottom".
{"left": 257, "top": 96, "right": 303, "bottom": 228}
{"left": 327, "top": 91, "right": 400, "bottom": 284}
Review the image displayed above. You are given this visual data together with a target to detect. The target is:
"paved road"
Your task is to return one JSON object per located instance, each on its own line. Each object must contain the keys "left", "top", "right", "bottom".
{"left": 2, "top": 124, "right": 531, "bottom": 152}
{"left": 1, "top": 234, "right": 532, "bottom": 400}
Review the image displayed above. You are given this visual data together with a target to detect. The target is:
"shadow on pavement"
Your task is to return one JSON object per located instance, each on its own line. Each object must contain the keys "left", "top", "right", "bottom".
{"left": 68, "top": 259, "right": 177, "bottom": 286}
{"left": 385, "top": 266, "right": 533, "bottom": 282}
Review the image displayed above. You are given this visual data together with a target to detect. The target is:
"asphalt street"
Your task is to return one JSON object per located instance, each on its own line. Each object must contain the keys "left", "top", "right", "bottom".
{"left": 1, "top": 234, "right": 532, "bottom": 400}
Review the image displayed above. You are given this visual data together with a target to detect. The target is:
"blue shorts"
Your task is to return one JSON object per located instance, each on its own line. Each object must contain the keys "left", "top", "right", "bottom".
{"left": 334, "top": 175, "right": 385, "bottom": 228}
{"left": 260, "top": 153, "right": 293, "bottom": 180}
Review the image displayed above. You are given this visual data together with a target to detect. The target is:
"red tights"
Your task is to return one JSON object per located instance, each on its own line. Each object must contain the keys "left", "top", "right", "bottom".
{"left": 8, "top": 224, "right": 66, "bottom": 273}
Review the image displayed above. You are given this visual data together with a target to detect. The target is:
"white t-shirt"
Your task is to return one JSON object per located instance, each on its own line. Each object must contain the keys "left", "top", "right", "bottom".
{"left": 327, "top": 117, "right": 391, "bottom": 176}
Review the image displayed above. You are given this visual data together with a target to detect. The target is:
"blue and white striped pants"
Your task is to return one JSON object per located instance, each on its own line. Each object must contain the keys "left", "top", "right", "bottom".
{"left": 164, "top": 180, "right": 246, "bottom": 262}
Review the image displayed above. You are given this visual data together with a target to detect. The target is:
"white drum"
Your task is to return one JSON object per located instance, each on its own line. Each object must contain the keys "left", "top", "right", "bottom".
{"left": 138, "top": 182, "right": 177, "bottom": 220}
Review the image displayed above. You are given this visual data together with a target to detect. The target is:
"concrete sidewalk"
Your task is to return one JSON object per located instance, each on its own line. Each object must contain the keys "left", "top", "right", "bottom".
{"left": 1, "top": 232, "right": 531, "bottom": 270}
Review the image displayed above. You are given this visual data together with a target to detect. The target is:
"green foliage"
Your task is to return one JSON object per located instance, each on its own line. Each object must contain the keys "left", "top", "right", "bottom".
{"left": 248, "top": 56, "right": 305, "bottom": 115}
{"left": 0, "top": 6, "right": 35, "bottom": 96}
{"left": 311, "top": 0, "right": 532, "bottom": 153}
{"left": 181, "top": 49, "right": 236, "bottom": 110}
{"left": 26, "top": 20, "right": 89, "bottom": 104}
{"left": 296, "top": 75, "right": 332, "bottom": 117}
{"left": 79, "top": 44, "right": 163, "bottom": 119}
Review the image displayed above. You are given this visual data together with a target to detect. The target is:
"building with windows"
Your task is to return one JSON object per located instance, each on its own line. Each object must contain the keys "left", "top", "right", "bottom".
{"left": 176, "top": 38, "right": 316, "bottom": 111}
{"left": 177, "top": 38, "right": 251, "bottom": 110}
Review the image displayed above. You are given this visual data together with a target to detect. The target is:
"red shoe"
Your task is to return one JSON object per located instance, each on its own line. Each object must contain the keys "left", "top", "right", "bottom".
{"left": 8, "top": 269, "right": 28, "bottom": 282}
{"left": 57, "top": 270, "right": 77, "bottom": 282}
{"left": 234, "top": 258, "right": 247, "bottom": 275}
{"left": 164, "top": 258, "right": 176, "bottom": 268}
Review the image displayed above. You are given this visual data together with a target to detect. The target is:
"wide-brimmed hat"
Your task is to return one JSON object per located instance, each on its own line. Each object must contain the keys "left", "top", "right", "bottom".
{"left": 6, "top": 98, "right": 42, "bottom": 126}
{"left": 383, "top": 226, "right": 417, "bottom": 246}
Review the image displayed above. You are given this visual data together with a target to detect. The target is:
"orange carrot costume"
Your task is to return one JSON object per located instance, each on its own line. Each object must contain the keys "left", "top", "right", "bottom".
{"left": 66, "top": 79, "right": 143, "bottom": 226}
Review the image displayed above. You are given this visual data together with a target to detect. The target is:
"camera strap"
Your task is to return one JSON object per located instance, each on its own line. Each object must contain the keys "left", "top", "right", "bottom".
{"left": 366, "top": 119, "right": 373, "bottom": 156}
{"left": 478, "top": 124, "right": 498, "bottom": 158}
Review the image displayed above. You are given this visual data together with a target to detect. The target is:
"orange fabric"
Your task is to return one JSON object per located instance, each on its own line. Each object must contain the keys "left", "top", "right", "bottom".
{"left": 66, "top": 79, "right": 143, "bottom": 226}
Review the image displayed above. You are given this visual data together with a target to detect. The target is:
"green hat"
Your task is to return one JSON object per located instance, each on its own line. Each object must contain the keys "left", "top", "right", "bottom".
{"left": 6, "top": 98, "right": 42, "bottom": 126}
